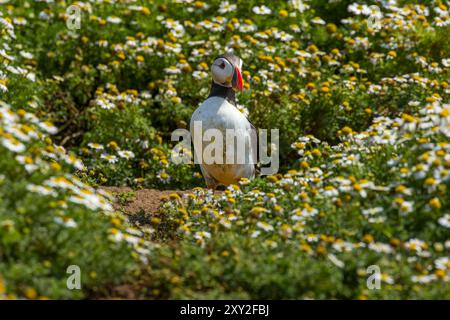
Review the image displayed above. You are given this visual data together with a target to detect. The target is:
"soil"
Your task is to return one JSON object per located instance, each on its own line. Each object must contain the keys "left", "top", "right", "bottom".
{"left": 101, "top": 186, "right": 186, "bottom": 214}
{"left": 96, "top": 186, "right": 223, "bottom": 299}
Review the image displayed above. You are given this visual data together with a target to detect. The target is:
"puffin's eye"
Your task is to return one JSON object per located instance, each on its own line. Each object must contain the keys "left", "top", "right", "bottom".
{"left": 219, "top": 61, "right": 226, "bottom": 69}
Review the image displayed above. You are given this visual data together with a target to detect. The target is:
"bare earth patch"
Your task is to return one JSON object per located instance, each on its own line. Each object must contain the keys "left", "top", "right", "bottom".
{"left": 101, "top": 187, "right": 186, "bottom": 214}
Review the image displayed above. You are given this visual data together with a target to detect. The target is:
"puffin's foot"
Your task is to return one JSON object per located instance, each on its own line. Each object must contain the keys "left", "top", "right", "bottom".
{"left": 201, "top": 166, "right": 220, "bottom": 190}
{"left": 214, "top": 184, "right": 227, "bottom": 191}
{"left": 204, "top": 176, "right": 219, "bottom": 190}
{"left": 205, "top": 180, "right": 226, "bottom": 192}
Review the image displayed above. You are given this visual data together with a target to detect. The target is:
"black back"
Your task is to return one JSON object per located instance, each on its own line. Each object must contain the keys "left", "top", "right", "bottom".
{"left": 208, "top": 81, "right": 236, "bottom": 105}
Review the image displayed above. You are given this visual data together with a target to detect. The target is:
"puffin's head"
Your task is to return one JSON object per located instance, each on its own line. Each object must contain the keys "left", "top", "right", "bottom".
{"left": 211, "top": 53, "right": 244, "bottom": 91}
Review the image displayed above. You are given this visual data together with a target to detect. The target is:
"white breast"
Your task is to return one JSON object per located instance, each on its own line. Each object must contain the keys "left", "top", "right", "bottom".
{"left": 190, "top": 97, "right": 256, "bottom": 185}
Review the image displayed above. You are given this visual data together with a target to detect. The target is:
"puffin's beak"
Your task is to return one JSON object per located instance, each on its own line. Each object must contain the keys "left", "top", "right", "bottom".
{"left": 232, "top": 67, "right": 244, "bottom": 91}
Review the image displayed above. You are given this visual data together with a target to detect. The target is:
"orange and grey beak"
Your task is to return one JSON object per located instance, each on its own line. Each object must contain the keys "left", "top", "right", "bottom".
{"left": 232, "top": 67, "right": 244, "bottom": 91}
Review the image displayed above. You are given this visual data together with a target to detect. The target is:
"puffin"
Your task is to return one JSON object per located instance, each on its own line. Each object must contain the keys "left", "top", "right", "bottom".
{"left": 190, "top": 53, "right": 257, "bottom": 189}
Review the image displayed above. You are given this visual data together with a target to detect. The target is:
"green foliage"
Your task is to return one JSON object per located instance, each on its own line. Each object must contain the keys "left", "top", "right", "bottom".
{"left": 1, "top": 0, "right": 449, "bottom": 299}
{"left": 152, "top": 105, "right": 450, "bottom": 299}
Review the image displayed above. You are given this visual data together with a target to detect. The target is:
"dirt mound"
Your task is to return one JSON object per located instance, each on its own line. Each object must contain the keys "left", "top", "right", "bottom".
{"left": 102, "top": 187, "right": 185, "bottom": 214}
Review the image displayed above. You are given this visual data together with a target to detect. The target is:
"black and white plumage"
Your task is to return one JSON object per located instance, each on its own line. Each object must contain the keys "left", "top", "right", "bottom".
{"left": 190, "top": 53, "right": 257, "bottom": 189}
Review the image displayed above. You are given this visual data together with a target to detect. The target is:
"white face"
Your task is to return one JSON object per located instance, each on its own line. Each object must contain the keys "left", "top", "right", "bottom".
{"left": 211, "top": 57, "right": 234, "bottom": 88}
